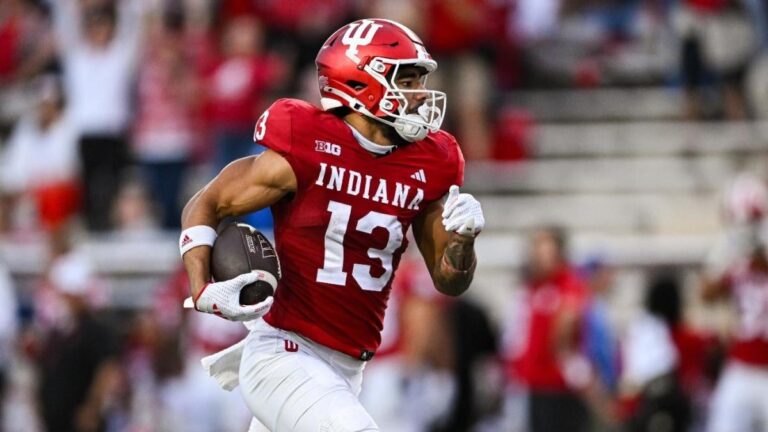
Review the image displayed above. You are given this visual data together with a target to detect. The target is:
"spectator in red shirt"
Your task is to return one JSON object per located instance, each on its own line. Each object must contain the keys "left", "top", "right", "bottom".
{"left": 203, "top": 15, "right": 285, "bottom": 230}
{"left": 206, "top": 15, "right": 283, "bottom": 172}
{"left": 504, "top": 226, "right": 591, "bottom": 432}
{"left": 250, "top": 0, "right": 353, "bottom": 91}
{"left": 701, "top": 174, "right": 768, "bottom": 432}
{"left": 0, "top": 0, "right": 55, "bottom": 131}
{"left": 0, "top": 1, "right": 23, "bottom": 84}
{"left": 0, "top": 0, "right": 54, "bottom": 77}
{"left": 419, "top": 0, "right": 502, "bottom": 160}
{"left": 133, "top": 8, "right": 201, "bottom": 230}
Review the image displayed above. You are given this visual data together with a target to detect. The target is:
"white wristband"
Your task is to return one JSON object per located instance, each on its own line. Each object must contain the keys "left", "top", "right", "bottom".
{"left": 179, "top": 225, "right": 218, "bottom": 257}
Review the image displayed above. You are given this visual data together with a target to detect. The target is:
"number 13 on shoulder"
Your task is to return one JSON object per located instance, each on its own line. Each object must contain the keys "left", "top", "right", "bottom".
{"left": 254, "top": 110, "right": 270, "bottom": 141}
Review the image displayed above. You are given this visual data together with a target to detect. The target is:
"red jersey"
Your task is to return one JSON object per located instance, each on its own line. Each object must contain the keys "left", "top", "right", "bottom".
{"left": 510, "top": 266, "right": 589, "bottom": 391}
{"left": 686, "top": 0, "right": 730, "bottom": 13}
{"left": 0, "top": 16, "right": 20, "bottom": 80}
{"left": 256, "top": 99, "right": 464, "bottom": 360}
{"left": 207, "top": 55, "right": 281, "bottom": 129}
{"left": 723, "top": 261, "right": 768, "bottom": 365}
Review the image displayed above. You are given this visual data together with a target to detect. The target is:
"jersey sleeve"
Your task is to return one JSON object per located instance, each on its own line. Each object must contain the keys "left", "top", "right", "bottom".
{"left": 448, "top": 134, "right": 465, "bottom": 187}
{"left": 454, "top": 142, "right": 466, "bottom": 187}
{"left": 253, "top": 98, "right": 294, "bottom": 160}
{"left": 253, "top": 98, "right": 324, "bottom": 191}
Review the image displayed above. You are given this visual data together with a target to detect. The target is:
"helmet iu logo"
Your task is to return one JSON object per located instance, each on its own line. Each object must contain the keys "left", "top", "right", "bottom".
{"left": 341, "top": 19, "right": 383, "bottom": 63}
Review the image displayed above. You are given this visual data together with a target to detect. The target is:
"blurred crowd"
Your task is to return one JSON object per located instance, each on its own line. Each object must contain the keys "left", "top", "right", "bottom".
{"left": 362, "top": 173, "right": 768, "bottom": 432}
{"left": 1, "top": 0, "right": 768, "bottom": 237}
{"left": 4, "top": 173, "right": 768, "bottom": 431}
{"left": 1, "top": 0, "right": 768, "bottom": 431}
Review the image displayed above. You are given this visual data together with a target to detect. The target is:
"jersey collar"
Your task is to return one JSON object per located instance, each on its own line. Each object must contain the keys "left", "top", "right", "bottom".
{"left": 346, "top": 123, "right": 396, "bottom": 155}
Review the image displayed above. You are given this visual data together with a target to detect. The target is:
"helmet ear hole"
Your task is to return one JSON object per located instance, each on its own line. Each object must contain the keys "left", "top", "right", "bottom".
{"left": 346, "top": 80, "right": 367, "bottom": 91}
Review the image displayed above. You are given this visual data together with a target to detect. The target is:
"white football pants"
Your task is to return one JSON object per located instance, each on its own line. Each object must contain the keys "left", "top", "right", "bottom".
{"left": 708, "top": 360, "right": 768, "bottom": 432}
{"left": 239, "top": 320, "right": 379, "bottom": 432}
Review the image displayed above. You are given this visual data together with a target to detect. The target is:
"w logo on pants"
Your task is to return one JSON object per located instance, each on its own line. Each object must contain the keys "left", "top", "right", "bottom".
{"left": 284, "top": 340, "right": 299, "bottom": 352}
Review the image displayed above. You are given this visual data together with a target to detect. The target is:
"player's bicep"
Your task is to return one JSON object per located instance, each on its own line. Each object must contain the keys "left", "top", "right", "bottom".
{"left": 412, "top": 199, "right": 451, "bottom": 276}
{"left": 207, "top": 149, "right": 297, "bottom": 218}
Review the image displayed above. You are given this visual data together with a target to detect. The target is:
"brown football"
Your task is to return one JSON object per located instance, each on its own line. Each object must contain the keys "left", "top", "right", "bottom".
{"left": 210, "top": 222, "right": 280, "bottom": 305}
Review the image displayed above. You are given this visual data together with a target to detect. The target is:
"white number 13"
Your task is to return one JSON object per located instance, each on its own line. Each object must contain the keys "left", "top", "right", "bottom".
{"left": 316, "top": 200, "right": 404, "bottom": 292}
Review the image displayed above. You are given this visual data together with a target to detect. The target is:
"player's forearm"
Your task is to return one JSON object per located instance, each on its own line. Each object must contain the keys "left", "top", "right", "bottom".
{"left": 181, "top": 187, "right": 221, "bottom": 228}
{"left": 433, "top": 235, "right": 476, "bottom": 296}
{"left": 181, "top": 190, "right": 221, "bottom": 297}
{"left": 182, "top": 247, "right": 213, "bottom": 298}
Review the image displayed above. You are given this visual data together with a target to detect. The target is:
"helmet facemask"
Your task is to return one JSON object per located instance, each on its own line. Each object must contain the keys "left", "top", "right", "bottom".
{"left": 365, "top": 58, "right": 446, "bottom": 142}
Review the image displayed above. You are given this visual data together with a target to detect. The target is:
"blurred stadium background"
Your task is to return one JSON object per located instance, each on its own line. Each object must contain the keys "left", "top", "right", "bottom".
{"left": 1, "top": 0, "right": 768, "bottom": 431}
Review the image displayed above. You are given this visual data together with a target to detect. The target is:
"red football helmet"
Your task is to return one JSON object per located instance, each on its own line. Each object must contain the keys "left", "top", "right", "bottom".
{"left": 316, "top": 19, "right": 446, "bottom": 142}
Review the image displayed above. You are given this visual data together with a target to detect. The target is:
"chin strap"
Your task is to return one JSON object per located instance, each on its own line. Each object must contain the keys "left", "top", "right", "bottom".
{"left": 394, "top": 113, "right": 429, "bottom": 142}
{"left": 394, "top": 102, "right": 441, "bottom": 142}
{"left": 322, "top": 85, "right": 434, "bottom": 143}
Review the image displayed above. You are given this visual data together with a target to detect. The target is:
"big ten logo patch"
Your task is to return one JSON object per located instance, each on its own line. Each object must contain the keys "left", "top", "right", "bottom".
{"left": 315, "top": 140, "right": 341, "bottom": 156}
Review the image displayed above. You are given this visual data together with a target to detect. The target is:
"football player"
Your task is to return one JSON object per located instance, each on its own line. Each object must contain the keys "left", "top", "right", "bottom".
{"left": 703, "top": 174, "right": 768, "bottom": 432}
{"left": 179, "top": 19, "right": 484, "bottom": 431}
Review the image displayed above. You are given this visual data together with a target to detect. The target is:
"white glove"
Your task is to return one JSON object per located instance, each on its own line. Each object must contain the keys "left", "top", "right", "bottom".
{"left": 185, "top": 271, "right": 274, "bottom": 321}
{"left": 442, "top": 185, "right": 485, "bottom": 237}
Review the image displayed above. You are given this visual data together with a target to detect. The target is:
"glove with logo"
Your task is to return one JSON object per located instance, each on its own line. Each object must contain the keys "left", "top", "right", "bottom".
{"left": 185, "top": 271, "right": 275, "bottom": 321}
{"left": 442, "top": 185, "right": 485, "bottom": 237}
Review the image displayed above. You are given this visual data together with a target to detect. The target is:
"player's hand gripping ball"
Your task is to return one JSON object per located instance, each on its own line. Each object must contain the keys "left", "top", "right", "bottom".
{"left": 187, "top": 223, "right": 281, "bottom": 321}
{"left": 211, "top": 222, "right": 281, "bottom": 305}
